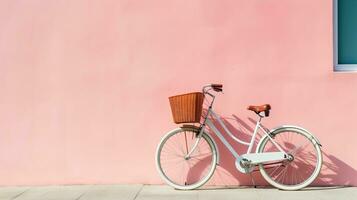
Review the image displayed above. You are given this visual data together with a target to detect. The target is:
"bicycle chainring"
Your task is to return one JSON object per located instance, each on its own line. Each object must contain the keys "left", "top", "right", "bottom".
{"left": 235, "top": 157, "right": 254, "bottom": 174}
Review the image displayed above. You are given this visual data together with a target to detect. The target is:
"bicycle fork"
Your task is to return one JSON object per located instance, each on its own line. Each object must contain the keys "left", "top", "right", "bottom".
{"left": 184, "top": 125, "right": 205, "bottom": 159}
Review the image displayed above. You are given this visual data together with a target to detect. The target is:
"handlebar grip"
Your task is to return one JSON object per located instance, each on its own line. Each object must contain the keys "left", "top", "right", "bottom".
{"left": 211, "top": 84, "right": 223, "bottom": 88}
{"left": 211, "top": 84, "right": 223, "bottom": 92}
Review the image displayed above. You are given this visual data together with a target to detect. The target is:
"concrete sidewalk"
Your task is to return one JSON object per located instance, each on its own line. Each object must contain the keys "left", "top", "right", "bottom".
{"left": 0, "top": 185, "right": 356, "bottom": 200}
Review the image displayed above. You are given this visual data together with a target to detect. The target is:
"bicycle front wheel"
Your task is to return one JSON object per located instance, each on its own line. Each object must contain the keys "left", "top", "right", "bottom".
{"left": 257, "top": 126, "right": 322, "bottom": 190}
{"left": 155, "top": 126, "right": 217, "bottom": 190}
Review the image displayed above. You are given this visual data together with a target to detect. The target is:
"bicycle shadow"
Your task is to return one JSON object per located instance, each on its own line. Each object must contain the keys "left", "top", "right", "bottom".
{"left": 246, "top": 117, "right": 357, "bottom": 187}
{"left": 198, "top": 111, "right": 357, "bottom": 188}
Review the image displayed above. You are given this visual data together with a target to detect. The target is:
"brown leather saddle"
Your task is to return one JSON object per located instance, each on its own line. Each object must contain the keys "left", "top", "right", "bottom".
{"left": 247, "top": 104, "right": 271, "bottom": 117}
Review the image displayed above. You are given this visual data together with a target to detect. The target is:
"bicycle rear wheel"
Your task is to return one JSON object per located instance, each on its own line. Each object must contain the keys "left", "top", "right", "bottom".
{"left": 155, "top": 126, "right": 217, "bottom": 190}
{"left": 257, "top": 126, "right": 322, "bottom": 190}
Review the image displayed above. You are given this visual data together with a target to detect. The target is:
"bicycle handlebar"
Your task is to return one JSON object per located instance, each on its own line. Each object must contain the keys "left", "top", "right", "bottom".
{"left": 211, "top": 84, "right": 223, "bottom": 92}
{"left": 202, "top": 84, "right": 223, "bottom": 93}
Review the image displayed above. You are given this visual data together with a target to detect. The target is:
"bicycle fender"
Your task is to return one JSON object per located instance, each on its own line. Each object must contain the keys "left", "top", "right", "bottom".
{"left": 266, "top": 125, "right": 322, "bottom": 147}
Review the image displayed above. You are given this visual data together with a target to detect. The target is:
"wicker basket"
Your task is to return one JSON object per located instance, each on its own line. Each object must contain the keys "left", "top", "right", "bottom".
{"left": 169, "top": 92, "right": 204, "bottom": 124}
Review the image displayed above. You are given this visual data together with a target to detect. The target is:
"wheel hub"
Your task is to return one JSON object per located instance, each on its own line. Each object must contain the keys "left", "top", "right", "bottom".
{"left": 287, "top": 154, "right": 294, "bottom": 162}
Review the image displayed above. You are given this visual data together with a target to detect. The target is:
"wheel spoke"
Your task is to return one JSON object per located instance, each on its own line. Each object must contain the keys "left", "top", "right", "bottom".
{"left": 268, "top": 164, "right": 284, "bottom": 177}
{"left": 157, "top": 129, "right": 216, "bottom": 189}
{"left": 191, "top": 154, "right": 212, "bottom": 160}
{"left": 259, "top": 129, "right": 321, "bottom": 190}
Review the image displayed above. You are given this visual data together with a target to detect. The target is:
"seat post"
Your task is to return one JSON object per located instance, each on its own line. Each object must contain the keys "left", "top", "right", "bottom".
{"left": 255, "top": 115, "right": 262, "bottom": 128}
{"left": 247, "top": 115, "right": 262, "bottom": 153}
{"left": 257, "top": 115, "right": 262, "bottom": 123}
{"left": 255, "top": 111, "right": 264, "bottom": 120}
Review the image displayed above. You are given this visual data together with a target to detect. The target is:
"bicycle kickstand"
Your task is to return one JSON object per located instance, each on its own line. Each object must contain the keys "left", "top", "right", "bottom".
{"left": 249, "top": 173, "right": 257, "bottom": 188}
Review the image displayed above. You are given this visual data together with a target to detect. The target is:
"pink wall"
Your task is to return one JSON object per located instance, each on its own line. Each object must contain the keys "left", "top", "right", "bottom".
{"left": 0, "top": 0, "right": 356, "bottom": 186}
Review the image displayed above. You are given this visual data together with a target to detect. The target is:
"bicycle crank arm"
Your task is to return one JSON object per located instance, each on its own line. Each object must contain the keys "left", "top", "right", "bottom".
{"left": 241, "top": 152, "right": 288, "bottom": 165}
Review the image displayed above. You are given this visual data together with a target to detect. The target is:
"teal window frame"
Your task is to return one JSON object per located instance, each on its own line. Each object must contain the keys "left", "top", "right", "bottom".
{"left": 334, "top": 0, "right": 357, "bottom": 72}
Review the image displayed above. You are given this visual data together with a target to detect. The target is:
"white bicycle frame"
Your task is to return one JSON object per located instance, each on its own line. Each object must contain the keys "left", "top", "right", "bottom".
{"left": 185, "top": 88, "right": 289, "bottom": 170}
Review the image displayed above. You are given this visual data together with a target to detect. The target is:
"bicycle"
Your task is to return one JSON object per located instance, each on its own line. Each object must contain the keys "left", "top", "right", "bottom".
{"left": 155, "top": 84, "right": 322, "bottom": 191}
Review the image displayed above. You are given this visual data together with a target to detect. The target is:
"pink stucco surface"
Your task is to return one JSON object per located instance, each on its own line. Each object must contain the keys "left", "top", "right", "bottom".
{"left": 0, "top": 0, "right": 356, "bottom": 186}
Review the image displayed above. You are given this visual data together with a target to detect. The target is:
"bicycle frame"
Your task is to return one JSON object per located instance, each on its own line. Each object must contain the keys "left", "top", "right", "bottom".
{"left": 207, "top": 108, "right": 286, "bottom": 155}
{"left": 185, "top": 107, "right": 288, "bottom": 172}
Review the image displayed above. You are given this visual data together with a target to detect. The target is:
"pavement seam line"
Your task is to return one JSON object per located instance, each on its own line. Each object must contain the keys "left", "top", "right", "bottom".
{"left": 11, "top": 188, "right": 31, "bottom": 200}
{"left": 133, "top": 185, "right": 144, "bottom": 200}
{"left": 75, "top": 185, "right": 93, "bottom": 200}
{"left": 75, "top": 192, "right": 86, "bottom": 200}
